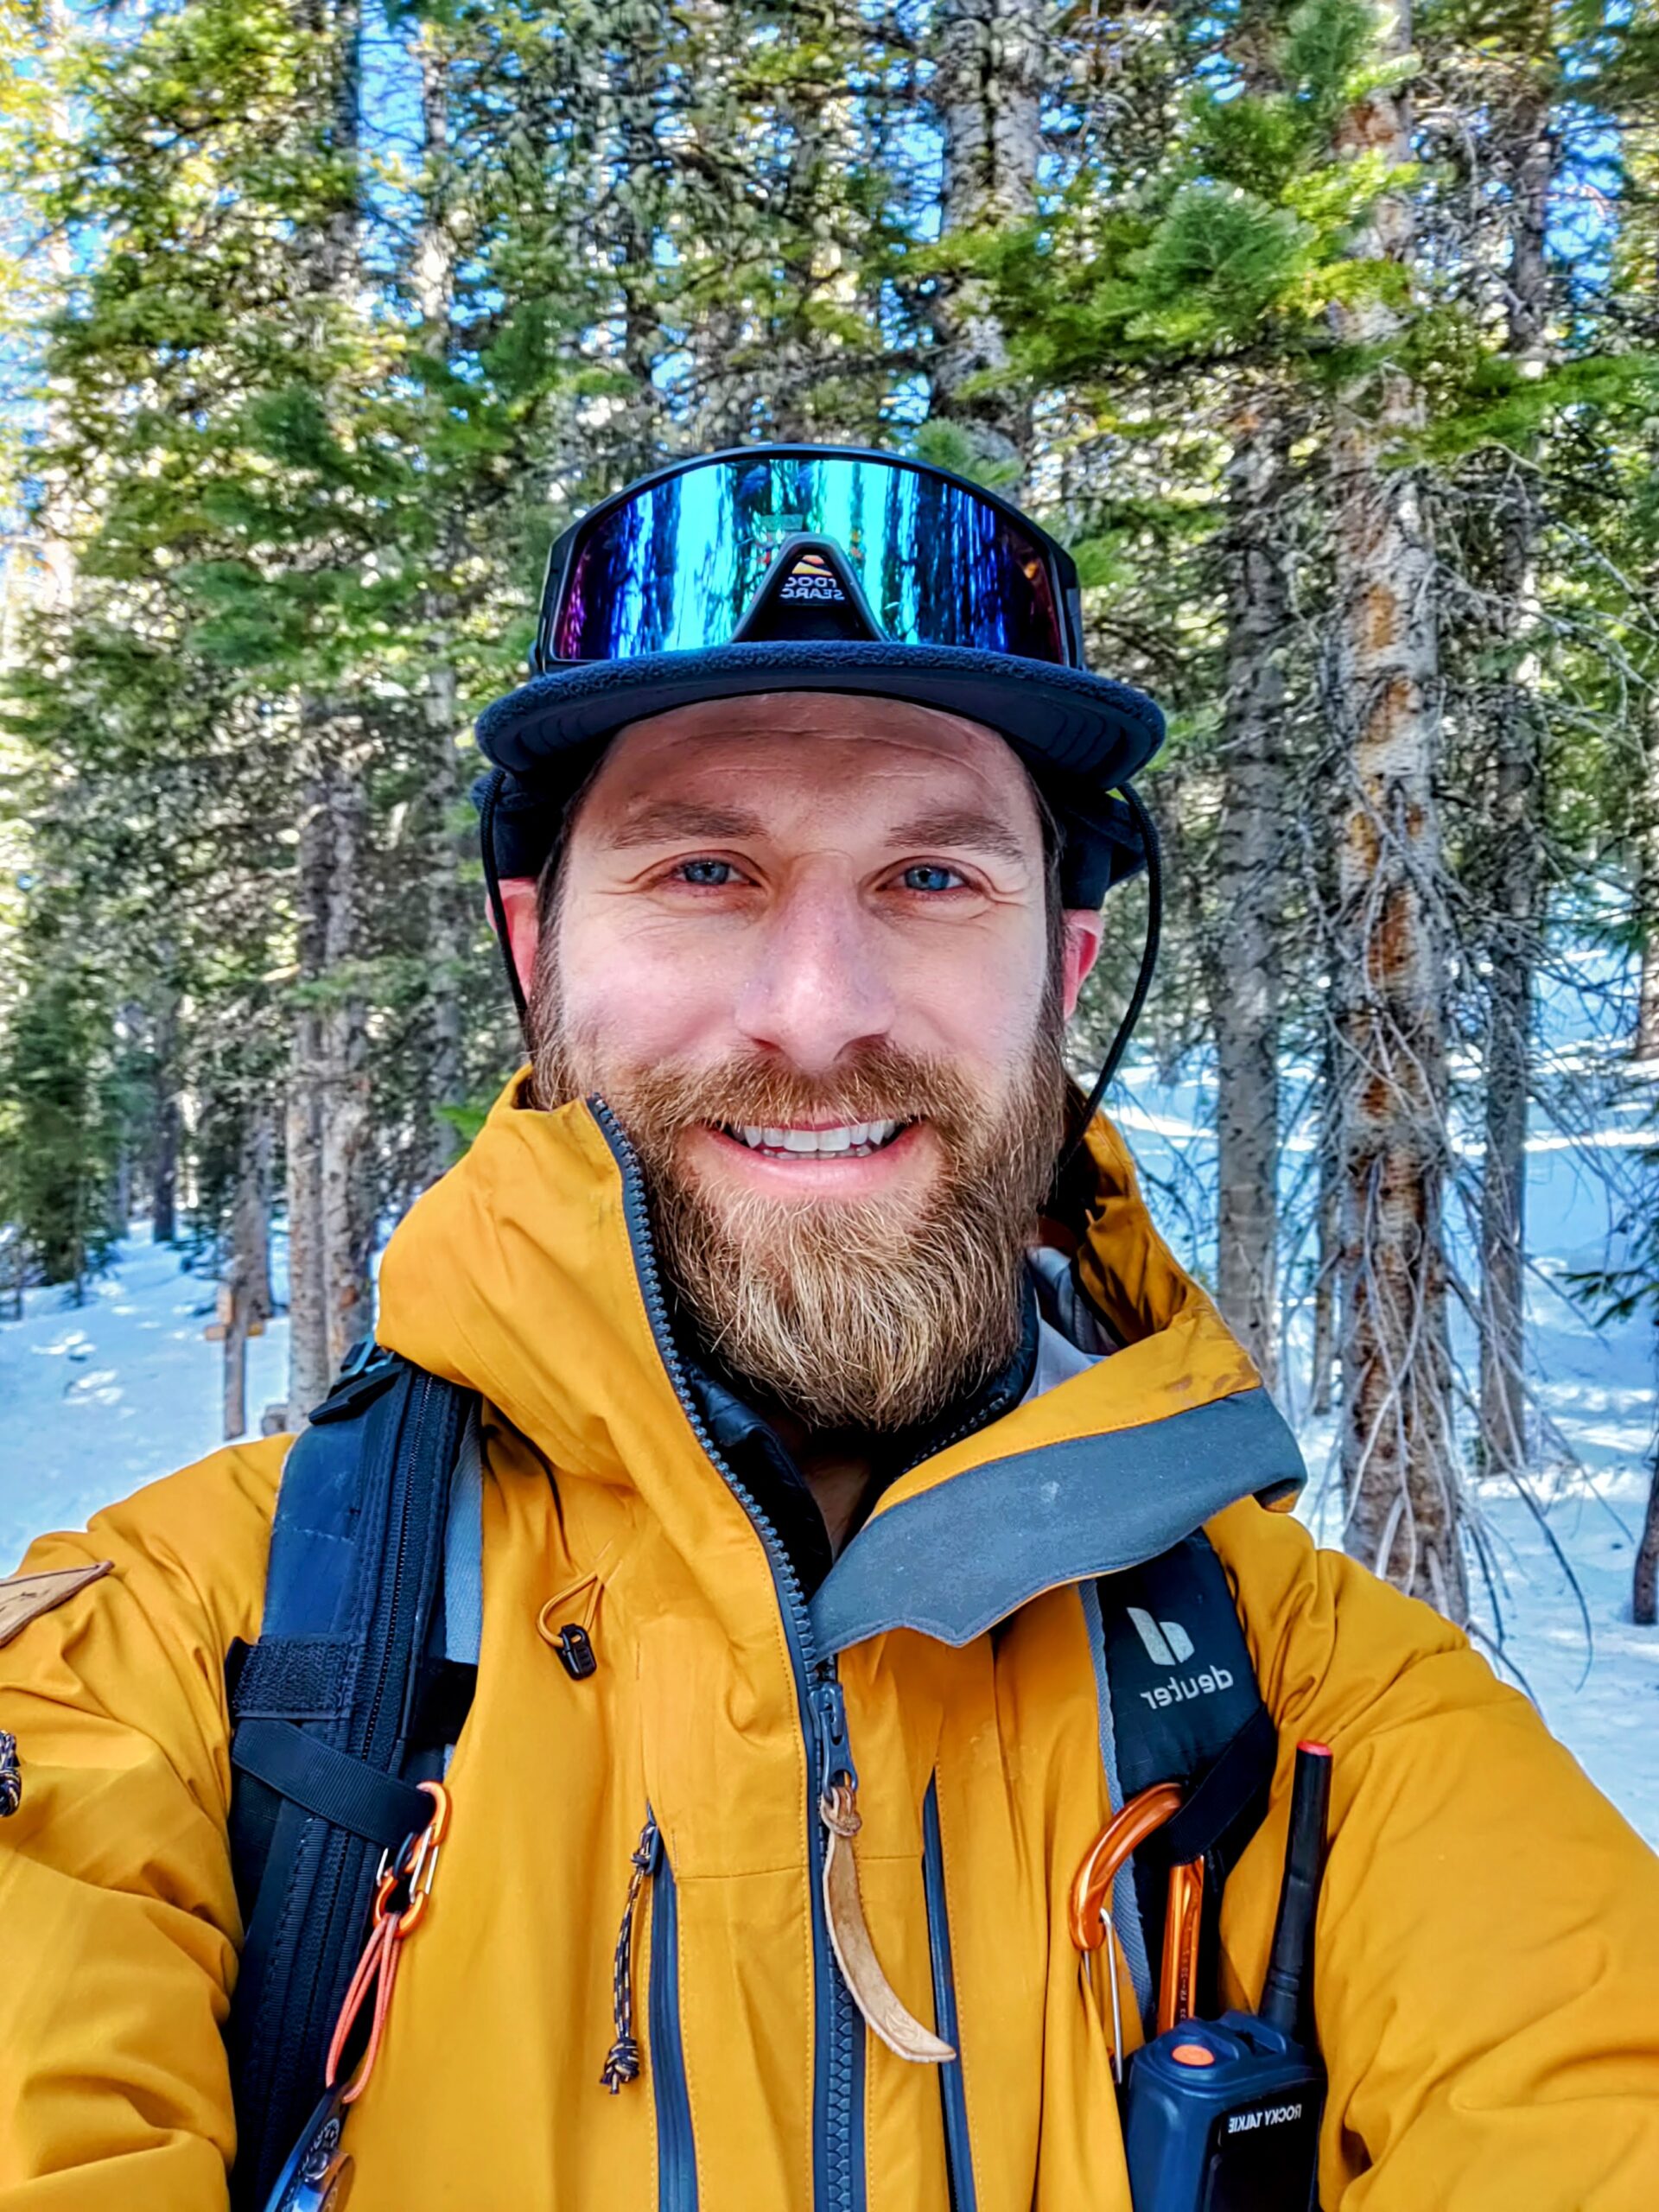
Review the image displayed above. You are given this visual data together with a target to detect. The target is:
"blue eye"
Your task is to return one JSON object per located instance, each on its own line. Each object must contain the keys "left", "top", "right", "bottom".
{"left": 899, "top": 863, "right": 964, "bottom": 893}
{"left": 677, "top": 858, "right": 737, "bottom": 886}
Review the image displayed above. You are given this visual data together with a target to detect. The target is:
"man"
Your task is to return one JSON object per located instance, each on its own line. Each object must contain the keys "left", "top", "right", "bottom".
{"left": 1, "top": 446, "right": 1656, "bottom": 2212}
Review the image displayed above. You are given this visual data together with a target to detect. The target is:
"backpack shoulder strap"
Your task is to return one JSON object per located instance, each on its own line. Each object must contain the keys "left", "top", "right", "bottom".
{"left": 1085, "top": 1530, "right": 1278, "bottom": 2026}
{"left": 224, "top": 1351, "right": 477, "bottom": 2211}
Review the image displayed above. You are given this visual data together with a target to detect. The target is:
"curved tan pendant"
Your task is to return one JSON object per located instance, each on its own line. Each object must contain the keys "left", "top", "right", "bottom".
{"left": 820, "top": 1784, "right": 956, "bottom": 2065}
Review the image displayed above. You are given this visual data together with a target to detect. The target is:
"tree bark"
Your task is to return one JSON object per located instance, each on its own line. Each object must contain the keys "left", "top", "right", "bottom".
{"left": 1478, "top": 55, "right": 1552, "bottom": 1479}
{"left": 1211, "top": 400, "right": 1288, "bottom": 1387}
{"left": 317, "top": 726, "right": 372, "bottom": 1376}
{"left": 149, "top": 981, "right": 180, "bottom": 1246}
{"left": 413, "top": 20, "right": 467, "bottom": 1189}
{"left": 221, "top": 1116, "right": 270, "bottom": 1440}
{"left": 285, "top": 747, "right": 332, "bottom": 1421}
{"left": 928, "top": 0, "right": 1044, "bottom": 482}
{"left": 1637, "top": 702, "right": 1659, "bottom": 1060}
{"left": 1636, "top": 1429, "right": 1659, "bottom": 1627}
{"left": 36, "top": 0, "right": 76, "bottom": 617}
{"left": 284, "top": 0, "right": 373, "bottom": 1421}
{"left": 1310, "top": 1071, "right": 1340, "bottom": 1416}
{"left": 1329, "top": 3, "right": 1465, "bottom": 1618}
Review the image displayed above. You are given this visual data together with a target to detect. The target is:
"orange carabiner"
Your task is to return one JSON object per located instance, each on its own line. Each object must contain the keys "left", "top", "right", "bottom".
{"left": 324, "top": 1779, "right": 452, "bottom": 2104}
{"left": 1069, "top": 1780, "right": 1206, "bottom": 2037}
{"left": 1068, "top": 1783, "right": 1183, "bottom": 1953}
{"left": 1159, "top": 1855, "right": 1205, "bottom": 2035}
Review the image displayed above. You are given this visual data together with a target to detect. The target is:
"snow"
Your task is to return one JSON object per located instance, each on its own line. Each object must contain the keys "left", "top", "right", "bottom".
{"left": 1115, "top": 1052, "right": 1659, "bottom": 1847}
{"left": 2, "top": 1089, "right": 1656, "bottom": 1848}
{"left": 0, "top": 1229, "right": 290, "bottom": 1568}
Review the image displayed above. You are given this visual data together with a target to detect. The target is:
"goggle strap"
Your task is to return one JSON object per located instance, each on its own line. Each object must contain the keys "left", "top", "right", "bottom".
{"left": 1065, "top": 784, "right": 1161, "bottom": 1166}
{"left": 479, "top": 768, "right": 532, "bottom": 1034}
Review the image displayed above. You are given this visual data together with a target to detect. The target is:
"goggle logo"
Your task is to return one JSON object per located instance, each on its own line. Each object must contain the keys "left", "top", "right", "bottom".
{"left": 777, "top": 549, "right": 848, "bottom": 605}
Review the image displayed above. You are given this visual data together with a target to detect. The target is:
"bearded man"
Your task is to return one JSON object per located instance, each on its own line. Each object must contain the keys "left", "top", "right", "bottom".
{"left": 2, "top": 447, "right": 1656, "bottom": 2212}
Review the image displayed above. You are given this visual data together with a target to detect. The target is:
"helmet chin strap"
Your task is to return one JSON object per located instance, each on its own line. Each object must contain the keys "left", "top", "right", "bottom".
{"left": 1063, "top": 784, "right": 1162, "bottom": 1169}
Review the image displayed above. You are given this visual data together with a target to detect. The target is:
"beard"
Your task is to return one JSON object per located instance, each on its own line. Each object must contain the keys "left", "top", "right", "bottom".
{"left": 530, "top": 992, "right": 1069, "bottom": 1434}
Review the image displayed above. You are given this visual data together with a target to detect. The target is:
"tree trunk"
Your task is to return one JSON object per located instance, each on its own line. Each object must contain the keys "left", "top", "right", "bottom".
{"left": 37, "top": 0, "right": 76, "bottom": 617}
{"left": 284, "top": 0, "right": 373, "bottom": 1421}
{"left": 317, "top": 727, "right": 373, "bottom": 1376}
{"left": 600, "top": 3, "right": 673, "bottom": 480}
{"left": 928, "top": 0, "right": 1044, "bottom": 482}
{"left": 1478, "top": 58, "right": 1552, "bottom": 1479}
{"left": 407, "top": 21, "right": 471, "bottom": 1194}
{"left": 1638, "top": 702, "right": 1659, "bottom": 1060}
{"left": 218, "top": 1116, "right": 271, "bottom": 1439}
{"left": 1211, "top": 400, "right": 1288, "bottom": 1387}
{"left": 285, "top": 748, "right": 332, "bottom": 1422}
{"left": 149, "top": 982, "right": 180, "bottom": 1245}
{"left": 1310, "top": 1077, "right": 1340, "bottom": 1417}
{"left": 1329, "top": 3, "right": 1464, "bottom": 1619}
{"left": 413, "top": 21, "right": 468, "bottom": 1188}
{"left": 1636, "top": 1419, "right": 1659, "bottom": 1626}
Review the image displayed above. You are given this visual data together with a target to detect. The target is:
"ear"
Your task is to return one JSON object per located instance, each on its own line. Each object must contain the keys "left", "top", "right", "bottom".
{"left": 486, "top": 877, "right": 542, "bottom": 1001}
{"left": 1059, "top": 908, "right": 1104, "bottom": 1020}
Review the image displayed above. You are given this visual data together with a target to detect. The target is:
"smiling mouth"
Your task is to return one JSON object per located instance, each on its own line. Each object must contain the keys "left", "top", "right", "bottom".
{"left": 714, "top": 1118, "right": 911, "bottom": 1160}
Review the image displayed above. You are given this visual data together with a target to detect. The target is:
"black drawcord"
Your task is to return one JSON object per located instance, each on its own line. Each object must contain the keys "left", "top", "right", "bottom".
{"left": 601, "top": 1815, "right": 658, "bottom": 2092}
{"left": 478, "top": 767, "right": 532, "bottom": 1034}
{"left": 1063, "top": 783, "right": 1163, "bottom": 1168}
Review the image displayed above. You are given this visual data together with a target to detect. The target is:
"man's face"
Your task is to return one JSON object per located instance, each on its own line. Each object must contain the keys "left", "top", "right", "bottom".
{"left": 524, "top": 693, "right": 1102, "bottom": 1430}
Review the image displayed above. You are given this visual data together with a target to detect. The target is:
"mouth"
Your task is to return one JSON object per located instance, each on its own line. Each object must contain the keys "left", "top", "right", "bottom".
{"left": 714, "top": 1117, "right": 911, "bottom": 1161}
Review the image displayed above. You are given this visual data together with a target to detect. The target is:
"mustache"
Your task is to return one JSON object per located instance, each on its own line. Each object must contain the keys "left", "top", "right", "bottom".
{"left": 598, "top": 1045, "right": 983, "bottom": 1142}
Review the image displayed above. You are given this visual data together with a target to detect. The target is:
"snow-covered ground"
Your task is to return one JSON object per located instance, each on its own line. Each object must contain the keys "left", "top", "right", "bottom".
{"left": 2, "top": 1072, "right": 1656, "bottom": 1847}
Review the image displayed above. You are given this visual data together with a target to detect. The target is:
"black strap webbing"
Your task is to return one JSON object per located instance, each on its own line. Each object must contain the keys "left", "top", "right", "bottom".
{"left": 1139, "top": 1702, "right": 1278, "bottom": 1873}
{"left": 231, "top": 1718, "right": 433, "bottom": 1851}
{"left": 230, "top": 1637, "right": 353, "bottom": 1722}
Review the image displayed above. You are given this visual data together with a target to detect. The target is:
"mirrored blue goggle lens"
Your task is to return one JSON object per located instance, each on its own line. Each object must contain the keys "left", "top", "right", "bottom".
{"left": 547, "top": 454, "right": 1067, "bottom": 665}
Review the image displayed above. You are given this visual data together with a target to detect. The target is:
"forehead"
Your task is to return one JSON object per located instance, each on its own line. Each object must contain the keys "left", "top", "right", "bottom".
{"left": 572, "top": 693, "right": 1043, "bottom": 850}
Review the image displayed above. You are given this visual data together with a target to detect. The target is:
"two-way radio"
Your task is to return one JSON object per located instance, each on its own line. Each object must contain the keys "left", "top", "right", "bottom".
{"left": 1070, "top": 1739, "right": 1333, "bottom": 2209}
{"left": 1118, "top": 1739, "right": 1332, "bottom": 2212}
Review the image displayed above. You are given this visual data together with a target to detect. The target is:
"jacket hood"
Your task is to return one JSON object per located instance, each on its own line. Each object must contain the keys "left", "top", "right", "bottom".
{"left": 374, "top": 1073, "right": 1304, "bottom": 1651}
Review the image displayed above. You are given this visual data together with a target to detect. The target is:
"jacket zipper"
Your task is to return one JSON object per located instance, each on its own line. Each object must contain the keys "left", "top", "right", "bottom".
{"left": 648, "top": 1822, "right": 699, "bottom": 2212}
{"left": 922, "top": 1779, "right": 977, "bottom": 2212}
{"left": 594, "top": 1103, "right": 865, "bottom": 2212}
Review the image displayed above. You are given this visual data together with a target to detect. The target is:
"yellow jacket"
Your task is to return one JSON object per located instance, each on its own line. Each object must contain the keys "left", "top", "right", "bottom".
{"left": 3, "top": 1084, "right": 1657, "bottom": 2211}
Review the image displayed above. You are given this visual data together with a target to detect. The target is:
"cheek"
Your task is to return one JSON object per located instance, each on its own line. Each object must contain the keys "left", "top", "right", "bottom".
{"left": 888, "top": 919, "right": 1052, "bottom": 1069}
{"left": 555, "top": 912, "right": 741, "bottom": 1068}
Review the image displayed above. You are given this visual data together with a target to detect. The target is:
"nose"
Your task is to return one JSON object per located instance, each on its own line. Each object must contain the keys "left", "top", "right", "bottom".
{"left": 732, "top": 869, "right": 896, "bottom": 1075}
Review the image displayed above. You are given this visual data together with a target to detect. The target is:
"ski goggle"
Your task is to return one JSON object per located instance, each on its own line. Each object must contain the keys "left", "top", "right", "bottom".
{"left": 533, "top": 446, "right": 1084, "bottom": 671}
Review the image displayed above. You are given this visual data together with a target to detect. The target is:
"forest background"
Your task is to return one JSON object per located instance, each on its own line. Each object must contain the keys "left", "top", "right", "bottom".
{"left": 3, "top": 0, "right": 1659, "bottom": 1656}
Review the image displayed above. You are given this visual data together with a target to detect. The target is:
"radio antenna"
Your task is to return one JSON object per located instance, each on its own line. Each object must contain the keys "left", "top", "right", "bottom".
{"left": 1259, "top": 1741, "right": 1332, "bottom": 2050}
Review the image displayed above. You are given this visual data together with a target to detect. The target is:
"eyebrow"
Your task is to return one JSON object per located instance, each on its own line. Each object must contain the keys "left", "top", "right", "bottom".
{"left": 887, "top": 807, "right": 1033, "bottom": 868}
{"left": 601, "top": 801, "right": 766, "bottom": 851}
{"left": 599, "top": 797, "right": 1033, "bottom": 869}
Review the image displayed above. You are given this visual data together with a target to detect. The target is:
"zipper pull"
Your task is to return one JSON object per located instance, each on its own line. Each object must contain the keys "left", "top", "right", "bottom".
{"left": 813, "top": 1670, "right": 954, "bottom": 2068}
{"left": 814, "top": 1674, "right": 857, "bottom": 1799}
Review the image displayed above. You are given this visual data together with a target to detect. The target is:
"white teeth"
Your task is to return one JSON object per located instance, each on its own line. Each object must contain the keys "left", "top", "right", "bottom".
{"left": 726, "top": 1119, "right": 906, "bottom": 1157}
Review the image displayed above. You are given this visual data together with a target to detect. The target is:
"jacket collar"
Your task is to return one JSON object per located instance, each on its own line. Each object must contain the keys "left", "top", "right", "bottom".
{"left": 681, "top": 1272, "right": 1041, "bottom": 1599}
{"left": 374, "top": 1075, "right": 1305, "bottom": 1651}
